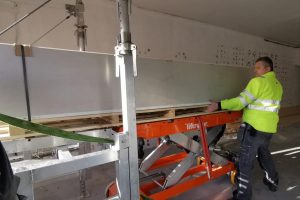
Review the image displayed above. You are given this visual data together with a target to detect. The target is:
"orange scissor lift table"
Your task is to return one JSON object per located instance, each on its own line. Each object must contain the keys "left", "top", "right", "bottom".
{"left": 107, "top": 111, "right": 241, "bottom": 200}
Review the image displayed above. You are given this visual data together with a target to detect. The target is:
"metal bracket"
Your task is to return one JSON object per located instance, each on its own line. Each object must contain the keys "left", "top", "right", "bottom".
{"left": 112, "top": 132, "right": 129, "bottom": 151}
{"left": 65, "top": 1, "right": 84, "bottom": 17}
{"left": 15, "top": 44, "right": 32, "bottom": 57}
{"left": 57, "top": 150, "right": 72, "bottom": 160}
{"left": 115, "top": 44, "right": 137, "bottom": 77}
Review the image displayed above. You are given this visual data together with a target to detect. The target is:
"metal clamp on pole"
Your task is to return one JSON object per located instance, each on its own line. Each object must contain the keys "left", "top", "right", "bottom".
{"left": 66, "top": 0, "right": 88, "bottom": 51}
{"left": 115, "top": 44, "right": 137, "bottom": 77}
{"left": 112, "top": 132, "right": 130, "bottom": 151}
{"left": 115, "top": 0, "right": 137, "bottom": 77}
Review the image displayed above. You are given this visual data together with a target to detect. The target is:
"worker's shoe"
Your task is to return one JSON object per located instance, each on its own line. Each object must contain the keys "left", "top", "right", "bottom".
{"left": 263, "top": 177, "right": 278, "bottom": 192}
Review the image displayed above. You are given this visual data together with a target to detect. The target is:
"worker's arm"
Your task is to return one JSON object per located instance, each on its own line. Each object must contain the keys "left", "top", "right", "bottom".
{"left": 206, "top": 78, "right": 261, "bottom": 112}
{"left": 221, "top": 78, "right": 260, "bottom": 111}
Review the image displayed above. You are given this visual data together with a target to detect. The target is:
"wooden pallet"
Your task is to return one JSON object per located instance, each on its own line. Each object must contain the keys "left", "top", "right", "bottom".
{"left": 39, "top": 105, "right": 209, "bottom": 132}
{"left": 0, "top": 105, "right": 209, "bottom": 140}
{"left": 1, "top": 105, "right": 299, "bottom": 141}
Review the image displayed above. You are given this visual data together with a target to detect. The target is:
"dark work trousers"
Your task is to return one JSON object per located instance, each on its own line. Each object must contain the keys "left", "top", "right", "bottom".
{"left": 236, "top": 123, "right": 278, "bottom": 200}
{"left": 0, "top": 141, "right": 20, "bottom": 200}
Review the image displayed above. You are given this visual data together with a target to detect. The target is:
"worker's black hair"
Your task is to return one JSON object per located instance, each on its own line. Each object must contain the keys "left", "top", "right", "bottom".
{"left": 255, "top": 56, "right": 273, "bottom": 71}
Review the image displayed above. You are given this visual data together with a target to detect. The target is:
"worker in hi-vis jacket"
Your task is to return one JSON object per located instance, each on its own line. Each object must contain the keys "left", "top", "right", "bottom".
{"left": 206, "top": 56, "right": 283, "bottom": 200}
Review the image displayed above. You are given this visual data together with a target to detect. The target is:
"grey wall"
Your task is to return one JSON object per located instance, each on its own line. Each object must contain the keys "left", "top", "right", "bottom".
{"left": 0, "top": 0, "right": 299, "bottom": 110}
{"left": 0, "top": 44, "right": 252, "bottom": 119}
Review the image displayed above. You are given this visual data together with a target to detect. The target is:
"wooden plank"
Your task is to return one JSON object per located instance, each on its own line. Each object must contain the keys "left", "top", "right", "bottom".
{"left": 33, "top": 112, "right": 122, "bottom": 123}
{"left": 3, "top": 104, "right": 299, "bottom": 141}
{"left": 0, "top": 132, "right": 43, "bottom": 141}
{"left": 175, "top": 106, "right": 206, "bottom": 116}
{"left": 0, "top": 126, "right": 9, "bottom": 134}
{"left": 0, "top": 121, "right": 7, "bottom": 126}
{"left": 9, "top": 125, "right": 26, "bottom": 136}
{"left": 110, "top": 115, "right": 120, "bottom": 124}
{"left": 163, "top": 109, "right": 175, "bottom": 118}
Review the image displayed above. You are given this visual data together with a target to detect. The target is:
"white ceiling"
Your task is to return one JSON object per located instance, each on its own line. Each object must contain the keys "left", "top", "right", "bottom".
{"left": 1, "top": 0, "right": 299, "bottom": 47}
{"left": 133, "top": 0, "right": 300, "bottom": 47}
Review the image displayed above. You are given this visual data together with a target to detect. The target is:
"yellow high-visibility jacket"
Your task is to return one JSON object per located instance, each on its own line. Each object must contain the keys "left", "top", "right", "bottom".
{"left": 221, "top": 71, "right": 283, "bottom": 133}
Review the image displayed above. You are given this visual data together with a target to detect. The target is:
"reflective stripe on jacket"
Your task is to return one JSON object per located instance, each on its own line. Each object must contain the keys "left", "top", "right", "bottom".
{"left": 221, "top": 71, "right": 283, "bottom": 133}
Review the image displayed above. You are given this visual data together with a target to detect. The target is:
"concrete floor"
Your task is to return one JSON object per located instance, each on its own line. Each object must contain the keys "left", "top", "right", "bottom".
{"left": 34, "top": 122, "right": 300, "bottom": 200}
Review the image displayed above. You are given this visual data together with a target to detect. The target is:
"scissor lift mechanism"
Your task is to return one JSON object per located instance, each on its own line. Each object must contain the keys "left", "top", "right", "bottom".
{"left": 107, "top": 111, "right": 241, "bottom": 199}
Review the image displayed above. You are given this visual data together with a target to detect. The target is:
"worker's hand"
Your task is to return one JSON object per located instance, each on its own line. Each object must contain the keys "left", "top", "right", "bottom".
{"left": 206, "top": 101, "right": 219, "bottom": 113}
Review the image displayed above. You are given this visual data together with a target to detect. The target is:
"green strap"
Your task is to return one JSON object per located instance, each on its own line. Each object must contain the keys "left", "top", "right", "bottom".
{"left": 0, "top": 113, "right": 114, "bottom": 144}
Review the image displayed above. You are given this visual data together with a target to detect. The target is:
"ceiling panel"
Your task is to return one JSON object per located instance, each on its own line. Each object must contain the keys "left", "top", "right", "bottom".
{"left": 133, "top": 0, "right": 300, "bottom": 47}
